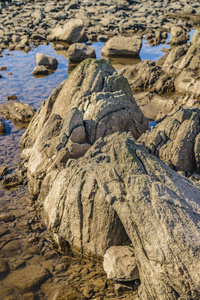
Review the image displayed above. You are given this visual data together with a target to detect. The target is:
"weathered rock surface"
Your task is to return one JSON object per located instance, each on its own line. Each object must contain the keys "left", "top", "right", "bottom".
{"left": 78, "top": 131, "right": 200, "bottom": 299}
{"left": 23, "top": 130, "right": 200, "bottom": 299}
{"left": 119, "top": 60, "right": 163, "bottom": 92}
{"left": 170, "top": 25, "right": 189, "bottom": 45}
{"left": 48, "top": 19, "right": 88, "bottom": 44}
{"left": 103, "top": 246, "right": 139, "bottom": 281}
{"left": 36, "top": 53, "right": 58, "bottom": 69}
{"left": 0, "top": 101, "right": 35, "bottom": 123}
{"left": 20, "top": 58, "right": 148, "bottom": 256}
{"left": 139, "top": 107, "right": 200, "bottom": 174}
{"left": 68, "top": 43, "right": 96, "bottom": 63}
{"left": 101, "top": 36, "right": 142, "bottom": 57}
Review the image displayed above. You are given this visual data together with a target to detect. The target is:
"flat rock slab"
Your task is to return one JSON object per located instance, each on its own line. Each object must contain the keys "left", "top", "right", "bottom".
{"left": 101, "top": 36, "right": 142, "bottom": 57}
{"left": 4, "top": 265, "right": 50, "bottom": 292}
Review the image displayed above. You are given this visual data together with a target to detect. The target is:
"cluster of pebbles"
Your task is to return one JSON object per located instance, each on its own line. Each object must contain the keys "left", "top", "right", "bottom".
{"left": 0, "top": 0, "right": 199, "bottom": 55}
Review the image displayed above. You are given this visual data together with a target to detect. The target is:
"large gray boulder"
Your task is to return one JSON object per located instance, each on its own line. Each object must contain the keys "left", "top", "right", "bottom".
{"left": 19, "top": 59, "right": 148, "bottom": 255}
{"left": 48, "top": 19, "right": 88, "bottom": 44}
{"left": 101, "top": 36, "right": 142, "bottom": 57}
{"left": 139, "top": 107, "right": 200, "bottom": 173}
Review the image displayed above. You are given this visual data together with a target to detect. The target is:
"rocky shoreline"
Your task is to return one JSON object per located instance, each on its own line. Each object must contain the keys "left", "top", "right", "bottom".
{"left": 0, "top": 0, "right": 200, "bottom": 299}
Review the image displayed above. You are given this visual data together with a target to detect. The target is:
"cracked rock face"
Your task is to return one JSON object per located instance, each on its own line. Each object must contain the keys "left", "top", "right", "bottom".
{"left": 79, "top": 132, "right": 200, "bottom": 299}
{"left": 139, "top": 107, "right": 200, "bottom": 173}
{"left": 19, "top": 58, "right": 147, "bottom": 255}
{"left": 29, "top": 131, "right": 200, "bottom": 298}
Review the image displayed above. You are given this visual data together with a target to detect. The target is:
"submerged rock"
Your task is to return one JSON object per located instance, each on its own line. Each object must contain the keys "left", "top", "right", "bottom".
{"left": 101, "top": 36, "right": 142, "bottom": 57}
{"left": 0, "top": 213, "right": 15, "bottom": 222}
{"left": 0, "top": 101, "right": 35, "bottom": 123}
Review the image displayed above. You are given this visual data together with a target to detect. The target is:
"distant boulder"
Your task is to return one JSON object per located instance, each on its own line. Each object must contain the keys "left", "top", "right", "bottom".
{"left": 48, "top": 19, "right": 88, "bottom": 44}
{"left": 68, "top": 43, "right": 96, "bottom": 63}
{"left": 36, "top": 53, "right": 58, "bottom": 70}
{"left": 101, "top": 36, "right": 142, "bottom": 57}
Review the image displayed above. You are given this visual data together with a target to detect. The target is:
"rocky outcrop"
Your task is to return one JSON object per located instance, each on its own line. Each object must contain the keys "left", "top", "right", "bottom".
{"left": 101, "top": 36, "right": 142, "bottom": 57}
{"left": 92, "top": 132, "right": 200, "bottom": 300}
{"left": 22, "top": 130, "right": 200, "bottom": 299}
{"left": 68, "top": 43, "right": 96, "bottom": 63}
{"left": 19, "top": 59, "right": 148, "bottom": 255}
{"left": 0, "top": 101, "right": 35, "bottom": 124}
{"left": 139, "top": 107, "right": 200, "bottom": 173}
{"left": 48, "top": 19, "right": 88, "bottom": 44}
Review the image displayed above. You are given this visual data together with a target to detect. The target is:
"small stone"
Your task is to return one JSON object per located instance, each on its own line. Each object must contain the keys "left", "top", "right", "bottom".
{"left": 53, "top": 284, "right": 87, "bottom": 300}
{"left": 0, "top": 165, "right": 7, "bottom": 176}
{"left": 32, "top": 66, "right": 48, "bottom": 76}
{"left": 36, "top": 53, "right": 58, "bottom": 70}
{"left": 0, "top": 260, "right": 9, "bottom": 275}
{"left": 0, "top": 213, "right": 15, "bottom": 222}
{"left": 0, "top": 119, "right": 6, "bottom": 135}
{"left": 6, "top": 95, "right": 18, "bottom": 101}
{"left": 70, "top": 126, "right": 86, "bottom": 143}
{"left": 2, "top": 174, "right": 23, "bottom": 189}
{"left": 103, "top": 246, "right": 139, "bottom": 281}
{"left": 0, "top": 66, "right": 7, "bottom": 71}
